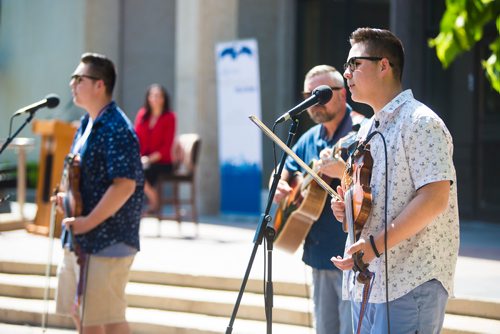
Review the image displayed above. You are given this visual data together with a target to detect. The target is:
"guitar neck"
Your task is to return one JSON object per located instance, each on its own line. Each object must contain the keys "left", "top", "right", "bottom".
{"left": 344, "top": 189, "right": 356, "bottom": 246}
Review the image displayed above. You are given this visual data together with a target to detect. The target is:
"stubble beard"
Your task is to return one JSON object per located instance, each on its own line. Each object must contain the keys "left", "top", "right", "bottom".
{"left": 309, "top": 106, "right": 337, "bottom": 124}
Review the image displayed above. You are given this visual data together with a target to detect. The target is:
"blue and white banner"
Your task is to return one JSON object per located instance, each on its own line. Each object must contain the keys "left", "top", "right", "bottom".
{"left": 215, "top": 39, "right": 262, "bottom": 215}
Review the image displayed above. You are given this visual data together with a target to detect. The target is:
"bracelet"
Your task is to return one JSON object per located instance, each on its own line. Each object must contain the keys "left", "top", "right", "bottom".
{"left": 369, "top": 235, "right": 381, "bottom": 258}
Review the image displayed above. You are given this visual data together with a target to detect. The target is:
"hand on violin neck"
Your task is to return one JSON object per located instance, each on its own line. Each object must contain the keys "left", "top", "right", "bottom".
{"left": 346, "top": 237, "right": 376, "bottom": 264}
{"left": 54, "top": 192, "right": 67, "bottom": 214}
{"left": 330, "top": 237, "right": 376, "bottom": 271}
{"left": 330, "top": 186, "right": 346, "bottom": 222}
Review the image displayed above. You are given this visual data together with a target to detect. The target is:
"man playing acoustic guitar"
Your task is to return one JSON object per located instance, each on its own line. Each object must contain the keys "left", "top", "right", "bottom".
{"left": 272, "top": 65, "right": 362, "bottom": 334}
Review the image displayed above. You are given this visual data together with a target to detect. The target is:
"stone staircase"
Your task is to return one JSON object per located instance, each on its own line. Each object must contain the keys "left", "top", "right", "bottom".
{"left": 0, "top": 261, "right": 499, "bottom": 333}
{"left": 0, "top": 260, "right": 313, "bottom": 333}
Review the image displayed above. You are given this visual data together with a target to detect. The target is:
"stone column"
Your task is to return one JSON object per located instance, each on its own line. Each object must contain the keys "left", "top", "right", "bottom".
{"left": 390, "top": 0, "right": 425, "bottom": 98}
{"left": 175, "top": 0, "right": 238, "bottom": 215}
{"left": 85, "top": 0, "right": 123, "bottom": 102}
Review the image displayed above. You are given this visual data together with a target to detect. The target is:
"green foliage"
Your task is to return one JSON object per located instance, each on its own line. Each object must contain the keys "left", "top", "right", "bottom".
{"left": 0, "top": 161, "right": 39, "bottom": 189}
{"left": 428, "top": 0, "right": 500, "bottom": 93}
{"left": 26, "top": 161, "right": 39, "bottom": 188}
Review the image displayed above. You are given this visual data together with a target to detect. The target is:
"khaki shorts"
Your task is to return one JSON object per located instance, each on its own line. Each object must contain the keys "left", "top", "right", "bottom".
{"left": 55, "top": 249, "right": 135, "bottom": 326}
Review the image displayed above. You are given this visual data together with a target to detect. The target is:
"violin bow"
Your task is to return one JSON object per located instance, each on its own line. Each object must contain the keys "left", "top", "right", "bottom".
{"left": 249, "top": 115, "right": 342, "bottom": 201}
{"left": 41, "top": 190, "right": 58, "bottom": 332}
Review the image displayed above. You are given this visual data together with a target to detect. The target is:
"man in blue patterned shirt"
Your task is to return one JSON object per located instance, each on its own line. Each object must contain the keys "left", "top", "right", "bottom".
{"left": 55, "top": 53, "right": 144, "bottom": 334}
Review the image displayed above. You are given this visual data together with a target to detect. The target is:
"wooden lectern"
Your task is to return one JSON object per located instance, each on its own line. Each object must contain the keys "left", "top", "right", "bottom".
{"left": 26, "top": 120, "right": 77, "bottom": 237}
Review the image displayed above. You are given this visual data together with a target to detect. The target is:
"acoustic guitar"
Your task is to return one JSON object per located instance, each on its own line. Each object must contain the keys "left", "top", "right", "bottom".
{"left": 273, "top": 131, "right": 358, "bottom": 253}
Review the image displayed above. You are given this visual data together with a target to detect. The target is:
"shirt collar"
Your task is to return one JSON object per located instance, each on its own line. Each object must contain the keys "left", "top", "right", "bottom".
{"left": 80, "top": 101, "right": 115, "bottom": 131}
{"left": 318, "top": 104, "right": 353, "bottom": 145}
{"left": 95, "top": 101, "right": 115, "bottom": 122}
{"left": 374, "top": 89, "right": 413, "bottom": 124}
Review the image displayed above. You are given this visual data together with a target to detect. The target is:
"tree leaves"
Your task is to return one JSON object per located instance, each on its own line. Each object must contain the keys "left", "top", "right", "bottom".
{"left": 429, "top": 0, "right": 500, "bottom": 93}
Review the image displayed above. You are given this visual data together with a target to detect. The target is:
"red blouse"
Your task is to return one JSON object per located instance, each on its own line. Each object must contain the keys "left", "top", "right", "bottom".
{"left": 134, "top": 107, "right": 176, "bottom": 164}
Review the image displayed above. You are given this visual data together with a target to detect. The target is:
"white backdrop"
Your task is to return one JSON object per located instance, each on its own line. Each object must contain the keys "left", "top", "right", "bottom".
{"left": 215, "top": 39, "right": 262, "bottom": 215}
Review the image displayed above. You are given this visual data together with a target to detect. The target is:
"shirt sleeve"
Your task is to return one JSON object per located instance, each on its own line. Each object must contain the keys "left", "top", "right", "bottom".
{"left": 404, "top": 111, "right": 455, "bottom": 190}
{"left": 104, "top": 124, "right": 141, "bottom": 181}
{"left": 284, "top": 140, "right": 306, "bottom": 174}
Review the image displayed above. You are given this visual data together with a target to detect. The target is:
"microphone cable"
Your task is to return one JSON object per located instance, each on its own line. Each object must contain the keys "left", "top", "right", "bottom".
{"left": 362, "top": 128, "right": 390, "bottom": 333}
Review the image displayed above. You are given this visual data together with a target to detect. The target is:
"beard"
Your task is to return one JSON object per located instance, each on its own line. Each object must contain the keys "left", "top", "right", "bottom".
{"left": 308, "top": 105, "right": 337, "bottom": 124}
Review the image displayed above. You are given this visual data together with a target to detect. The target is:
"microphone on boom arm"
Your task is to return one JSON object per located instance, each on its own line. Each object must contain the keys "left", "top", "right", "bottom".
{"left": 13, "top": 94, "right": 60, "bottom": 116}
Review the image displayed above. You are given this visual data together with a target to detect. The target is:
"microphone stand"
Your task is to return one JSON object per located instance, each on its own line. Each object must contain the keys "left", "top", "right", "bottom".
{"left": 226, "top": 118, "right": 300, "bottom": 334}
{"left": 0, "top": 112, "right": 35, "bottom": 156}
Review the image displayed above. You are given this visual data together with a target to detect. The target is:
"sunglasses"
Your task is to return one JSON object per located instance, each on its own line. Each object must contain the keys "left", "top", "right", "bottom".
{"left": 71, "top": 74, "right": 100, "bottom": 84}
{"left": 302, "top": 86, "right": 343, "bottom": 99}
{"left": 343, "top": 56, "right": 385, "bottom": 72}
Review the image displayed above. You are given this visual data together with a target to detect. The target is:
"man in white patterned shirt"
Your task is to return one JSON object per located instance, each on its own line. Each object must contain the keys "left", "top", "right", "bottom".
{"left": 330, "top": 28, "right": 459, "bottom": 333}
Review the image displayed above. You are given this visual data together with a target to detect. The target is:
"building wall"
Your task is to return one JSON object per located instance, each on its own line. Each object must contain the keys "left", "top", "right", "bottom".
{"left": 0, "top": 0, "right": 86, "bottom": 163}
{"left": 1, "top": 0, "right": 495, "bottom": 220}
{"left": 238, "top": 0, "right": 297, "bottom": 184}
{"left": 175, "top": 0, "right": 239, "bottom": 214}
{"left": 121, "top": 0, "right": 176, "bottom": 119}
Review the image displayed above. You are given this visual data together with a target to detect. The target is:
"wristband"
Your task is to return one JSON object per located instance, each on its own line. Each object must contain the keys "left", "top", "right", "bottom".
{"left": 369, "top": 235, "right": 381, "bottom": 258}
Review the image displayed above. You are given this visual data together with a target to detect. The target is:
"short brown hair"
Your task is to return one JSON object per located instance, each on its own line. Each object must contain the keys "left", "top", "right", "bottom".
{"left": 349, "top": 28, "right": 404, "bottom": 81}
{"left": 305, "top": 65, "right": 344, "bottom": 87}
{"left": 80, "top": 52, "right": 116, "bottom": 96}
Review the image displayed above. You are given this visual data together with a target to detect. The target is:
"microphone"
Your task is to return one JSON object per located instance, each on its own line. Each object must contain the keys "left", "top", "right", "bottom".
{"left": 13, "top": 94, "right": 60, "bottom": 116}
{"left": 275, "top": 85, "right": 333, "bottom": 124}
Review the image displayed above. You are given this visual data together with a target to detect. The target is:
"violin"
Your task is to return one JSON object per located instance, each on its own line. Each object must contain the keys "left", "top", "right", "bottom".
{"left": 59, "top": 153, "right": 87, "bottom": 328}
{"left": 60, "top": 153, "right": 82, "bottom": 219}
{"left": 342, "top": 138, "right": 373, "bottom": 284}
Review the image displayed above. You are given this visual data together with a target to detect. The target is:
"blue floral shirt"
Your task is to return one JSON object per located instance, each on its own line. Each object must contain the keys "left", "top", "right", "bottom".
{"left": 70, "top": 102, "right": 144, "bottom": 254}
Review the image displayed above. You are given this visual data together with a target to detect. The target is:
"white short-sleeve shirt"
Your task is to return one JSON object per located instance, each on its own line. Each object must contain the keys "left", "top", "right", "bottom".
{"left": 343, "top": 89, "right": 460, "bottom": 303}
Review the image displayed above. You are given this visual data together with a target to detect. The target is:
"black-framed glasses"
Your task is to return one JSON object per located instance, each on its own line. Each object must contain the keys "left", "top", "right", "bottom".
{"left": 71, "top": 74, "right": 100, "bottom": 84}
{"left": 302, "top": 86, "right": 343, "bottom": 99}
{"left": 343, "top": 56, "right": 384, "bottom": 72}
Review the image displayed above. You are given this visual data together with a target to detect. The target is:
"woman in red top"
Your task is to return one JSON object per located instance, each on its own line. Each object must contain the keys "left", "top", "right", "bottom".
{"left": 134, "top": 84, "right": 176, "bottom": 212}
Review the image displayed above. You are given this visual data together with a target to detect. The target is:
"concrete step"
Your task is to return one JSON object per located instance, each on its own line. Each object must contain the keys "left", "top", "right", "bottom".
{"left": 0, "top": 272, "right": 313, "bottom": 327}
{"left": 0, "top": 202, "right": 36, "bottom": 231}
{"left": 0, "top": 296, "right": 311, "bottom": 334}
{"left": 0, "top": 260, "right": 310, "bottom": 298}
{"left": 0, "top": 322, "right": 75, "bottom": 333}
{"left": 128, "top": 269, "right": 311, "bottom": 298}
{"left": 1, "top": 261, "right": 500, "bottom": 334}
{"left": 446, "top": 297, "right": 500, "bottom": 321}
{"left": 443, "top": 314, "right": 500, "bottom": 334}
{"left": 2, "top": 298, "right": 500, "bottom": 334}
